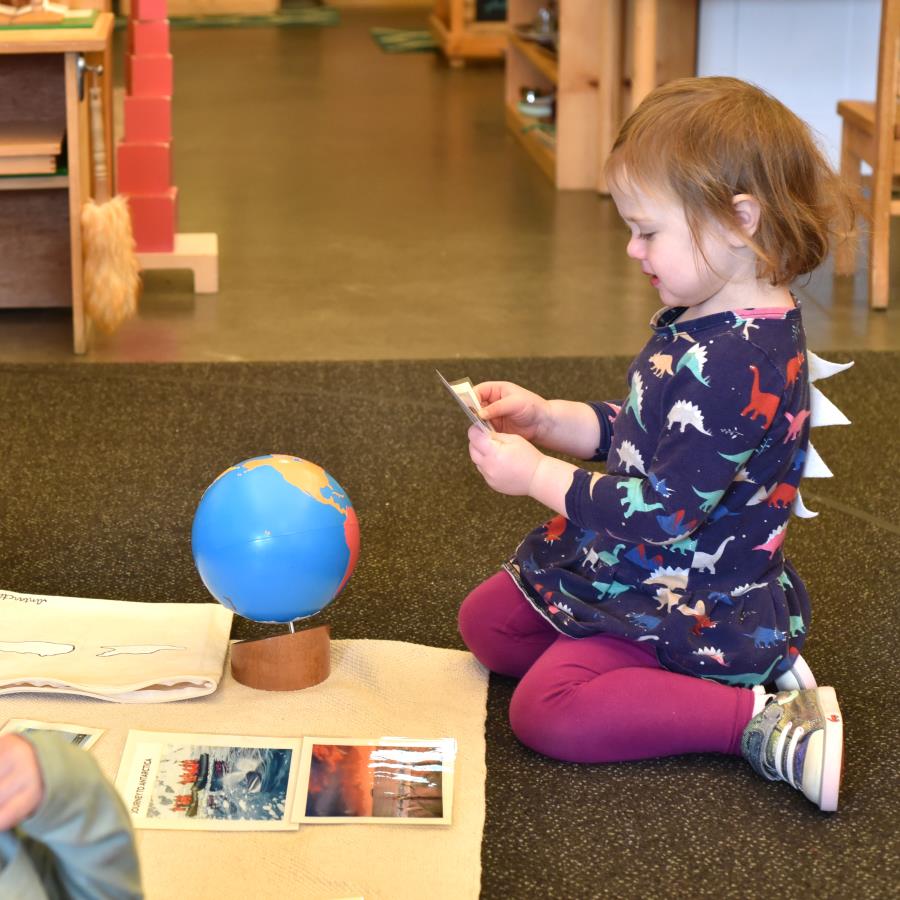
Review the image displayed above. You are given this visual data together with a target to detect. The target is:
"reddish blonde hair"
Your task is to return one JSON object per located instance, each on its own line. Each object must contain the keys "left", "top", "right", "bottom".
{"left": 606, "top": 77, "right": 855, "bottom": 285}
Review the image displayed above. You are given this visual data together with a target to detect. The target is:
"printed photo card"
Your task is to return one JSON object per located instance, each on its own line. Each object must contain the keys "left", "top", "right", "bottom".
{"left": 296, "top": 737, "right": 457, "bottom": 825}
{"left": 116, "top": 730, "right": 303, "bottom": 831}
{"left": 435, "top": 370, "right": 494, "bottom": 434}
{"left": 1, "top": 718, "right": 105, "bottom": 749}
{"left": 115, "top": 732, "right": 456, "bottom": 831}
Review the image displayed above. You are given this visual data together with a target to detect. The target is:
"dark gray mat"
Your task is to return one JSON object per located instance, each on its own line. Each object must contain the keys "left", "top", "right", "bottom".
{"left": 0, "top": 354, "right": 896, "bottom": 899}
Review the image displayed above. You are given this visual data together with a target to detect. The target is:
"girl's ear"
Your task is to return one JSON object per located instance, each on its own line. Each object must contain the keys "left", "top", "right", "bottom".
{"left": 728, "top": 194, "right": 762, "bottom": 246}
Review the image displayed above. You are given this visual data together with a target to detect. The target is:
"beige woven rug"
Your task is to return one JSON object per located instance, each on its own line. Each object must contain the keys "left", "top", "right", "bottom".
{"left": 0, "top": 639, "right": 489, "bottom": 900}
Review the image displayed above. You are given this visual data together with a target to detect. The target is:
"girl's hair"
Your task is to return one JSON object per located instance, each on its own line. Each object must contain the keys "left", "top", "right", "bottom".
{"left": 606, "top": 76, "right": 856, "bottom": 285}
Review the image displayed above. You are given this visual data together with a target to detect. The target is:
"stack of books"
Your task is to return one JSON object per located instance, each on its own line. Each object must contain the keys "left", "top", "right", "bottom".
{"left": 0, "top": 122, "right": 63, "bottom": 176}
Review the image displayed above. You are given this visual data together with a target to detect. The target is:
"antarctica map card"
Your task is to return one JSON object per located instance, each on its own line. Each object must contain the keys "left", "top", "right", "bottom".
{"left": 116, "top": 730, "right": 303, "bottom": 831}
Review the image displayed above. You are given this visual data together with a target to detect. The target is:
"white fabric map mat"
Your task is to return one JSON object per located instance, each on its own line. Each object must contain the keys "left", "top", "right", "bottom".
{"left": 0, "top": 589, "right": 233, "bottom": 703}
{"left": 0, "top": 639, "right": 489, "bottom": 900}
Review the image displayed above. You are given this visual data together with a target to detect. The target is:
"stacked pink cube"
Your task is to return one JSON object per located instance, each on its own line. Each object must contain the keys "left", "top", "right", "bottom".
{"left": 118, "top": 0, "right": 176, "bottom": 252}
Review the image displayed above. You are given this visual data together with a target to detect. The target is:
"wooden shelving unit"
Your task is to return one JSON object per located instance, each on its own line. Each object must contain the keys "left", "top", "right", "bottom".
{"left": 505, "top": 0, "right": 602, "bottom": 189}
{"left": 430, "top": 0, "right": 507, "bottom": 66}
{"left": 505, "top": 0, "right": 697, "bottom": 191}
{"left": 508, "top": 31, "right": 556, "bottom": 81}
{"left": 0, "top": 12, "right": 114, "bottom": 353}
{"left": 505, "top": 94, "right": 554, "bottom": 180}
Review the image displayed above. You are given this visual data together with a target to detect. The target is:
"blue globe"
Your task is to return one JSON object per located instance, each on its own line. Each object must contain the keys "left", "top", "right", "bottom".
{"left": 191, "top": 454, "right": 360, "bottom": 623}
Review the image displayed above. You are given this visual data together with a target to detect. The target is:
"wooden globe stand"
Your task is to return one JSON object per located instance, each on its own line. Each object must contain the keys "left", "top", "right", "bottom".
{"left": 230, "top": 623, "right": 330, "bottom": 692}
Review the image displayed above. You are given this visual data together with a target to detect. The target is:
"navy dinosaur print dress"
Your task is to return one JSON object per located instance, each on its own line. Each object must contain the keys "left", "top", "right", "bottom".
{"left": 505, "top": 305, "right": 813, "bottom": 687}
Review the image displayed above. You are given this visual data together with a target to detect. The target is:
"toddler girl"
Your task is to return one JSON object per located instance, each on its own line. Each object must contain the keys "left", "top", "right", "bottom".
{"left": 460, "top": 77, "right": 853, "bottom": 812}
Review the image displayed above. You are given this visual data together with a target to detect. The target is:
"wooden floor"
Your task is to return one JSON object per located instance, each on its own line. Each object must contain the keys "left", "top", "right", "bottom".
{"left": 0, "top": 8, "right": 896, "bottom": 362}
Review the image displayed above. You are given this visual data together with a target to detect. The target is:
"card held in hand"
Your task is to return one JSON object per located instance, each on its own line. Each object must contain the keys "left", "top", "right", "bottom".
{"left": 435, "top": 370, "right": 494, "bottom": 433}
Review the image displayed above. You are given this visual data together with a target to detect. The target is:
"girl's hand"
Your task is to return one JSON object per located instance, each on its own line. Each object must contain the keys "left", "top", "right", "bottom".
{"left": 474, "top": 381, "right": 551, "bottom": 442}
{"left": 468, "top": 425, "right": 543, "bottom": 497}
{"left": 0, "top": 734, "right": 44, "bottom": 829}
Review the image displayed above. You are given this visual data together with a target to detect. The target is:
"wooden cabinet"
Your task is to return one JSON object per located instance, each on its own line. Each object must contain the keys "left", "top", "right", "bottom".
{"left": 505, "top": 0, "right": 697, "bottom": 191}
{"left": 0, "top": 13, "right": 113, "bottom": 353}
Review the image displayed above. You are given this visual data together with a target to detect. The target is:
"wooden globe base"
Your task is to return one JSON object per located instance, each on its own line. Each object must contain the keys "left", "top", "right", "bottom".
{"left": 230, "top": 624, "right": 330, "bottom": 691}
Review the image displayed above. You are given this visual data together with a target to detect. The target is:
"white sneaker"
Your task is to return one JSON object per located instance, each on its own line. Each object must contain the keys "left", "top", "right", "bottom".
{"left": 741, "top": 686, "right": 844, "bottom": 812}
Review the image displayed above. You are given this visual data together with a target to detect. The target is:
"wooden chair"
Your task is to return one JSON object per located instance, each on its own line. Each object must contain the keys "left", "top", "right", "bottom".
{"left": 835, "top": 0, "right": 900, "bottom": 309}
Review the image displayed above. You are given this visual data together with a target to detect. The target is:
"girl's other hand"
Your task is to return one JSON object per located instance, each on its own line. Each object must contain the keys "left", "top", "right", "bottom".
{"left": 0, "top": 734, "right": 44, "bottom": 829}
{"left": 474, "top": 381, "right": 550, "bottom": 441}
{"left": 468, "top": 425, "right": 543, "bottom": 497}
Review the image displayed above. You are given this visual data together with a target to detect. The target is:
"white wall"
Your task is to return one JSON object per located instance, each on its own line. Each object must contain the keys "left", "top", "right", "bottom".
{"left": 696, "top": 0, "right": 880, "bottom": 166}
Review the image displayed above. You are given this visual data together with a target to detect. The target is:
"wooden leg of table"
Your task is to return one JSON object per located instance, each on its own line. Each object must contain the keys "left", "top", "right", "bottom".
{"left": 869, "top": 174, "right": 891, "bottom": 309}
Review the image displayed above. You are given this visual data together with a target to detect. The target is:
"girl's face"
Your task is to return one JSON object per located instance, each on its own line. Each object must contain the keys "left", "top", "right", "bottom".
{"left": 609, "top": 179, "right": 744, "bottom": 318}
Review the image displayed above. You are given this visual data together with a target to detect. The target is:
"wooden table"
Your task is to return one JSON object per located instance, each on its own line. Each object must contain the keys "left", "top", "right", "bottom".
{"left": 0, "top": 12, "right": 114, "bottom": 353}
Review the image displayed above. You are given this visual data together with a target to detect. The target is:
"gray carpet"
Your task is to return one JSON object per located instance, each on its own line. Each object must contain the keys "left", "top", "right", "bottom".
{"left": 0, "top": 354, "right": 896, "bottom": 899}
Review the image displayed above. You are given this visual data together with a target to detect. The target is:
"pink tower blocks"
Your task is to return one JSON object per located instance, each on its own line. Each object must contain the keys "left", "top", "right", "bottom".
{"left": 118, "top": 0, "right": 176, "bottom": 253}
{"left": 116, "top": 0, "right": 218, "bottom": 292}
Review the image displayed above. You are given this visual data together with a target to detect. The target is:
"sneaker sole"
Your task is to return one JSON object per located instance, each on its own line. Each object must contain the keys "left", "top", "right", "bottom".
{"left": 816, "top": 686, "right": 843, "bottom": 812}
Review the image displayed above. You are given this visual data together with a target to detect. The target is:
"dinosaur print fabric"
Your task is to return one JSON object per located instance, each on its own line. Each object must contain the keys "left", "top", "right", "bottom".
{"left": 505, "top": 305, "right": 812, "bottom": 686}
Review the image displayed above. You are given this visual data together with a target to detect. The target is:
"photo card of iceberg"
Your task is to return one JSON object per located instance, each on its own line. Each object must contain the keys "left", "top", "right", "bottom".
{"left": 116, "top": 729, "right": 302, "bottom": 830}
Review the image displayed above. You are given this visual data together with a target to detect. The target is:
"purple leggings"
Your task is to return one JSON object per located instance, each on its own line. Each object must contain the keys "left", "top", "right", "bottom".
{"left": 459, "top": 571, "right": 755, "bottom": 763}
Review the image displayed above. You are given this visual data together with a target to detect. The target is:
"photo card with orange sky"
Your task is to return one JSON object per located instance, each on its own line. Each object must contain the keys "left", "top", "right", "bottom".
{"left": 295, "top": 738, "right": 456, "bottom": 825}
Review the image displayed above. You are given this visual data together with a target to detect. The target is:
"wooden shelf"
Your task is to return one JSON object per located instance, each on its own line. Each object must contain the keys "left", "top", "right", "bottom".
{"left": 0, "top": 9, "right": 111, "bottom": 52}
{"left": 0, "top": 173, "right": 68, "bottom": 190}
{"left": 506, "top": 0, "right": 697, "bottom": 192}
{"left": 505, "top": 100, "right": 555, "bottom": 182}
{"left": 508, "top": 32, "right": 557, "bottom": 83}
{"left": 506, "top": 0, "right": 601, "bottom": 190}
{"left": 429, "top": 0, "right": 506, "bottom": 66}
{"left": 0, "top": 12, "right": 114, "bottom": 352}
